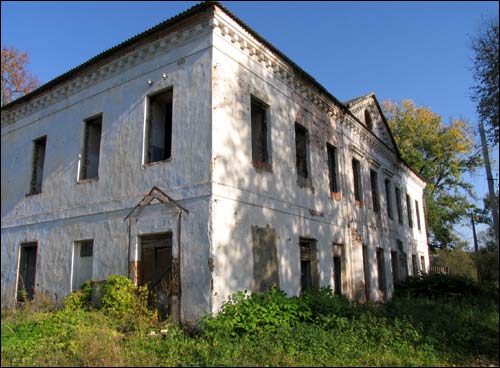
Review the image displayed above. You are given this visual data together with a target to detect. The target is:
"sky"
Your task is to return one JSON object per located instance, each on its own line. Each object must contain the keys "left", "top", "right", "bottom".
{"left": 1, "top": 1, "right": 498, "bottom": 247}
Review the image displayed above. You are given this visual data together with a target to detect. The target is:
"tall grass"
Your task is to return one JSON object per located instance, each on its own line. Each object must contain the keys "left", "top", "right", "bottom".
{"left": 1, "top": 274, "right": 498, "bottom": 367}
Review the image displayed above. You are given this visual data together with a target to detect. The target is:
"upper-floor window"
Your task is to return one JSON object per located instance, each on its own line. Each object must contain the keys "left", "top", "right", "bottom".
{"left": 326, "top": 143, "right": 339, "bottom": 194}
{"left": 370, "top": 169, "right": 380, "bottom": 214}
{"left": 145, "top": 88, "right": 172, "bottom": 164}
{"left": 79, "top": 115, "right": 102, "bottom": 180}
{"left": 251, "top": 97, "right": 270, "bottom": 167}
{"left": 406, "top": 193, "right": 413, "bottom": 228}
{"left": 352, "top": 159, "right": 362, "bottom": 205}
{"left": 295, "top": 123, "right": 309, "bottom": 180}
{"left": 29, "top": 136, "right": 47, "bottom": 195}
{"left": 415, "top": 199, "right": 422, "bottom": 230}
{"left": 385, "top": 179, "right": 393, "bottom": 220}
{"left": 395, "top": 187, "right": 403, "bottom": 224}
{"left": 364, "top": 109, "right": 373, "bottom": 131}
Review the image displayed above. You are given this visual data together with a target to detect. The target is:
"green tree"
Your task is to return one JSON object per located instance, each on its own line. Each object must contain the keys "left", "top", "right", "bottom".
{"left": 383, "top": 99, "right": 482, "bottom": 250}
{"left": 470, "top": 15, "right": 499, "bottom": 145}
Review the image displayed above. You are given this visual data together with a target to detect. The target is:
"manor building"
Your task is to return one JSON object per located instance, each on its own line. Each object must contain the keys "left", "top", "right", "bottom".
{"left": 1, "top": 2, "right": 428, "bottom": 321}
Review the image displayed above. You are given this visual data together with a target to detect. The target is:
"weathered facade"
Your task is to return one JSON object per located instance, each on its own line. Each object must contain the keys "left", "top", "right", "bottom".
{"left": 1, "top": 2, "right": 429, "bottom": 322}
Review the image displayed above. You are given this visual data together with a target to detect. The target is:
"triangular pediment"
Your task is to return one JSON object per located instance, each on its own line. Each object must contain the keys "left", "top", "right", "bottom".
{"left": 344, "top": 93, "right": 399, "bottom": 154}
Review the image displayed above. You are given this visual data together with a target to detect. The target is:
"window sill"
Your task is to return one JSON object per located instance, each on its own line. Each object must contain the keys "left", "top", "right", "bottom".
{"left": 77, "top": 177, "right": 99, "bottom": 184}
{"left": 142, "top": 158, "right": 172, "bottom": 168}
{"left": 330, "top": 192, "right": 341, "bottom": 201}
{"left": 252, "top": 160, "right": 273, "bottom": 173}
{"left": 25, "top": 191, "right": 42, "bottom": 197}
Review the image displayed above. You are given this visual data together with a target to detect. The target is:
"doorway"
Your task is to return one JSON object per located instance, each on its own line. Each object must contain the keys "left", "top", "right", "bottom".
{"left": 17, "top": 243, "right": 37, "bottom": 301}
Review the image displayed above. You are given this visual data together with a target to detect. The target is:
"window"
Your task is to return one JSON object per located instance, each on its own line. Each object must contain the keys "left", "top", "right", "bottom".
{"left": 300, "top": 238, "right": 318, "bottom": 293}
{"left": 385, "top": 179, "right": 393, "bottom": 219}
{"left": 295, "top": 123, "right": 309, "bottom": 180}
{"left": 391, "top": 250, "right": 399, "bottom": 285}
{"left": 29, "top": 136, "right": 47, "bottom": 194}
{"left": 364, "top": 109, "right": 373, "bottom": 130}
{"left": 252, "top": 226, "right": 279, "bottom": 292}
{"left": 352, "top": 159, "right": 362, "bottom": 204}
{"left": 145, "top": 89, "right": 173, "bottom": 164}
{"left": 420, "top": 256, "right": 426, "bottom": 273}
{"left": 333, "top": 256, "right": 342, "bottom": 295}
{"left": 401, "top": 252, "right": 408, "bottom": 281}
{"left": 370, "top": 170, "right": 380, "bottom": 214}
{"left": 406, "top": 194, "right": 413, "bottom": 228}
{"left": 17, "top": 242, "right": 37, "bottom": 301}
{"left": 251, "top": 97, "right": 270, "bottom": 166}
{"left": 80, "top": 115, "right": 102, "bottom": 180}
{"left": 362, "top": 245, "right": 370, "bottom": 300}
{"left": 376, "top": 248, "right": 386, "bottom": 292}
{"left": 72, "top": 240, "right": 93, "bottom": 291}
{"left": 415, "top": 200, "right": 421, "bottom": 230}
{"left": 395, "top": 187, "right": 403, "bottom": 224}
{"left": 327, "top": 143, "right": 339, "bottom": 194}
{"left": 412, "top": 254, "right": 418, "bottom": 276}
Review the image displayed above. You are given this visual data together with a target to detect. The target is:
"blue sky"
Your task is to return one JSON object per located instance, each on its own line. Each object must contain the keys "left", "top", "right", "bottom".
{"left": 2, "top": 1, "right": 498, "bottom": 246}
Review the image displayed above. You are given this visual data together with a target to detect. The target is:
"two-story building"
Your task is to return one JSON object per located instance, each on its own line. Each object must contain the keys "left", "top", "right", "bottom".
{"left": 1, "top": 2, "right": 429, "bottom": 322}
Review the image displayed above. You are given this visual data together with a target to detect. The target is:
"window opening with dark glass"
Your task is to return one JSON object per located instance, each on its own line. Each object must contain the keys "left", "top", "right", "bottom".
{"left": 251, "top": 97, "right": 269, "bottom": 164}
{"left": 352, "top": 159, "right": 362, "bottom": 203}
{"left": 370, "top": 170, "right": 380, "bottom": 213}
{"left": 80, "top": 116, "right": 102, "bottom": 180}
{"left": 376, "top": 248, "right": 386, "bottom": 291}
{"left": 415, "top": 200, "right": 421, "bottom": 230}
{"left": 146, "top": 89, "right": 173, "bottom": 163}
{"left": 299, "top": 238, "right": 318, "bottom": 293}
{"left": 333, "top": 256, "right": 342, "bottom": 295}
{"left": 385, "top": 179, "right": 393, "bottom": 219}
{"left": 406, "top": 194, "right": 413, "bottom": 228}
{"left": 395, "top": 187, "right": 403, "bottom": 223}
{"left": 391, "top": 250, "right": 399, "bottom": 285}
{"left": 362, "top": 245, "right": 370, "bottom": 300}
{"left": 412, "top": 254, "right": 418, "bottom": 276}
{"left": 295, "top": 123, "right": 309, "bottom": 179}
{"left": 364, "top": 109, "right": 373, "bottom": 130}
{"left": 327, "top": 143, "right": 339, "bottom": 193}
{"left": 30, "top": 136, "right": 47, "bottom": 194}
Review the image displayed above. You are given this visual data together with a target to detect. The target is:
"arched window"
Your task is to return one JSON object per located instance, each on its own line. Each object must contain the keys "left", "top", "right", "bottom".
{"left": 364, "top": 109, "right": 373, "bottom": 131}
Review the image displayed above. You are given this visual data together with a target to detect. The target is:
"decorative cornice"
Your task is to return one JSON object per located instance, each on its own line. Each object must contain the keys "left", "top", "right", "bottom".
{"left": 212, "top": 13, "right": 344, "bottom": 122}
{"left": 1, "top": 19, "right": 212, "bottom": 126}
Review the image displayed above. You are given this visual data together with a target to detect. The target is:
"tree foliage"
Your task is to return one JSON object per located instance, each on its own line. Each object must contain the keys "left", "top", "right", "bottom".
{"left": 470, "top": 15, "right": 499, "bottom": 145}
{"left": 1, "top": 46, "right": 39, "bottom": 106}
{"left": 383, "top": 99, "right": 482, "bottom": 250}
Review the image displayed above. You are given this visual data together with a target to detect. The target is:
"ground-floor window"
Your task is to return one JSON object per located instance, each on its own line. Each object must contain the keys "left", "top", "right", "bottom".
{"left": 17, "top": 242, "right": 37, "bottom": 301}
{"left": 300, "top": 238, "right": 318, "bottom": 293}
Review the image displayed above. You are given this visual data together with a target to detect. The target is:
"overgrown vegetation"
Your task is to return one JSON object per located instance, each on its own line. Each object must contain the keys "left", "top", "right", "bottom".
{"left": 2, "top": 274, "right": 498, "bottom": 367}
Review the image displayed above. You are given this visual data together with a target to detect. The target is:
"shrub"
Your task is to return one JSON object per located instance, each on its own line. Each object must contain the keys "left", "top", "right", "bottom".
{"left": 201, "top": 288, "right": 311, "bottom": 337}
{"left": 87, "top": 275, "right": 150, "bottom": 319}
{"left": 63, "top": 280, "right": 93, "bottom": 311}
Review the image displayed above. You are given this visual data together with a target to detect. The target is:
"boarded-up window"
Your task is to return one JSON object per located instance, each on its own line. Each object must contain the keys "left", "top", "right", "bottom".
{"left": 295, "top": 123, "right": 309, "bottom": 179}
{"left": 80, "top": 116, "right": 102, "bottom": 180}
{"left": 251, "top": 97, "right": 269, "bottom": 164}
{"left": 362, "top": 245, "right": 370, "bottom": 300}
{"left": 385, "top": 179, "right": 393, "bottom": 219}
{"left": 300, "top": 238, "right": 318, "bottom": 293}
{"left": 17, "top": 242, "right": 37, "bottom": 301}
{"left": 30, "top": 136, "right": 47, "bottom": 194}
{"left": 370, "top": 170, "right": 380, "bottom": 214}
{"left": 146, "top": 89, "right": 173, "bottom": 163}
{"left": 415, "top": 200, "right": 421, "bottom": 230}
{"left": 251, "top": 226, "right": 279, "bottom": 292}
{"left": 352, "top": 159, "right": 362, "bottom": 204}
{"left": 395, "top": 187, "right": 403, "bottom": 224}
{"left": 412, "top": 254, "right": 418, "bottom": 276}
{"left": 327, "top": 143, "right": 339, "bottom": 194}
{"left": 406, "top": 194, "right": 413, "bottom": 228}
{"left": 376, "top": 248, "right": 386, "bottom": 291}
{"left": 72, "top": 240, "right": 93, "bottom": 291}
{"left": 391, "top": 250, "right": 399, "bottom": 285}
{"left": 364, "top": 109, "right": 373, "bottom": 130}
